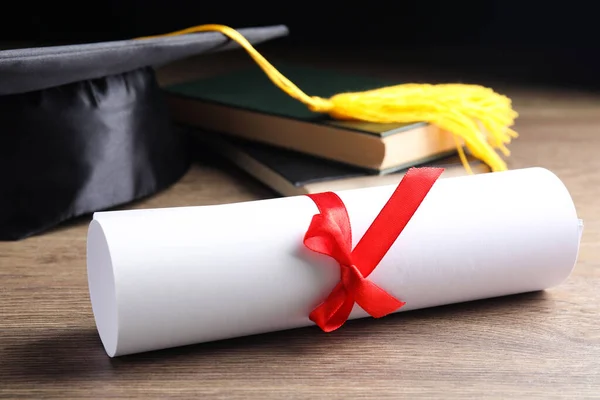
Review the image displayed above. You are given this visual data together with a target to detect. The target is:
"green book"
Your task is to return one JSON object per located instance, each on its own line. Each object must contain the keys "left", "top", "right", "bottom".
{"left": 164, "top": 64, "right": 457, "bottom": 173}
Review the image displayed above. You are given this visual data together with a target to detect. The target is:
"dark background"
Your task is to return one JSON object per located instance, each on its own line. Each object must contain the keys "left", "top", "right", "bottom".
{"left": 2, "top": 1, "right": 599, "bottom": 89}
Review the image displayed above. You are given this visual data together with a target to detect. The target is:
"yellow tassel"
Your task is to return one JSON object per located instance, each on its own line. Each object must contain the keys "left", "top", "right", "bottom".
{"left": 138, "top": 24, "right": 519, "bottom": 173}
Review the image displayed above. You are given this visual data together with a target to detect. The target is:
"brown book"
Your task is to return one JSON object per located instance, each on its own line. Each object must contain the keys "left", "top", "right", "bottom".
{"left": 164, "top": 64, "right": 457, "bottom": 173}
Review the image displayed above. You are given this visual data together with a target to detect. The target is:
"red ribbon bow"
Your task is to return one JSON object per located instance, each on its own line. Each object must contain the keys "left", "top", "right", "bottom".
{"left": 304, "top": 167, "right": 444, "bottom": 332}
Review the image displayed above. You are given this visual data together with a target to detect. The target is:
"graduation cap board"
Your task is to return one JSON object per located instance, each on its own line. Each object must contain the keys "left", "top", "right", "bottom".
{"left": 0, "top": 25, "right": 288, "bottom": 241}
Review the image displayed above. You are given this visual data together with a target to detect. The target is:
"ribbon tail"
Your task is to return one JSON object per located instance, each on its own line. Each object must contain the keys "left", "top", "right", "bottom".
{"left": 351, "top": 167, "right": 444, "bottom": 277}
{"left": 309, "top": 283, "right": 355, "bottom": 332}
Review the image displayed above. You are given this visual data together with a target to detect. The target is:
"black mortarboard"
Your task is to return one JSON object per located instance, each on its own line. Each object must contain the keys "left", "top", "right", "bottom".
{"left": 0, "top": 25, "right": 288, "bottom": 240}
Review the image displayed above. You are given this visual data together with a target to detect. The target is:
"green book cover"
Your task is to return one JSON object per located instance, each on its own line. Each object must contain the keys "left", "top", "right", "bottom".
{"left": 164, "top": 63, "right": 429, "bottom": 137}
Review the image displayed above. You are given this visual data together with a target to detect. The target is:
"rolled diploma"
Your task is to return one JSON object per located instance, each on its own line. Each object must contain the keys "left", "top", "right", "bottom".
{"left": 87, "top": 167, "right": 582, "bottom": 357}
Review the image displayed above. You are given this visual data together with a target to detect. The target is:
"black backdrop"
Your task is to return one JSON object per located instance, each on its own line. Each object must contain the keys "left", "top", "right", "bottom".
{"left": 2, "top": 1, "right": 600, "bottom": 88}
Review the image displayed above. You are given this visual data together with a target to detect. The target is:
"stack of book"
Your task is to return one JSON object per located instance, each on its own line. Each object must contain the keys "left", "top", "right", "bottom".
{"left": 162, "top": 64, "right": 491, "bottom": 196}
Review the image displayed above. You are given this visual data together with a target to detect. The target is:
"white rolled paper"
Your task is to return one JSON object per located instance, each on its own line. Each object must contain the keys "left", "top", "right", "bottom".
{"left": 86, "top": 167, "right": 582, "bottom": 357}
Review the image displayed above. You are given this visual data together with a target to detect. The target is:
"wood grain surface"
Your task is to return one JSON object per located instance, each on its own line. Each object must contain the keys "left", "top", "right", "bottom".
{"left": 1, "top": 51, "right": 599, "bottom": 398}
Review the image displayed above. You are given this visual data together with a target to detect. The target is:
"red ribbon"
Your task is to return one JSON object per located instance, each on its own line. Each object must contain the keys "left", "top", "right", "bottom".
{"left": 304, "top": 167, "right": 444, "bottom": 332}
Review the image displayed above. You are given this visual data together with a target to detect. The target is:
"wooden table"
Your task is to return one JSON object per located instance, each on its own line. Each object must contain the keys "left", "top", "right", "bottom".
{"left": 1, "top": 51, "right": 600, "bottom": 398}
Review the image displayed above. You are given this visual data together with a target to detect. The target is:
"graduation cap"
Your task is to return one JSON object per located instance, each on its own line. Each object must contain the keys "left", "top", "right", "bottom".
{"left": 0, "top": 23, "right": 518, "bottom": 241}
{"left": 0, "top": 25, "right": 288, "bottom": 241}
